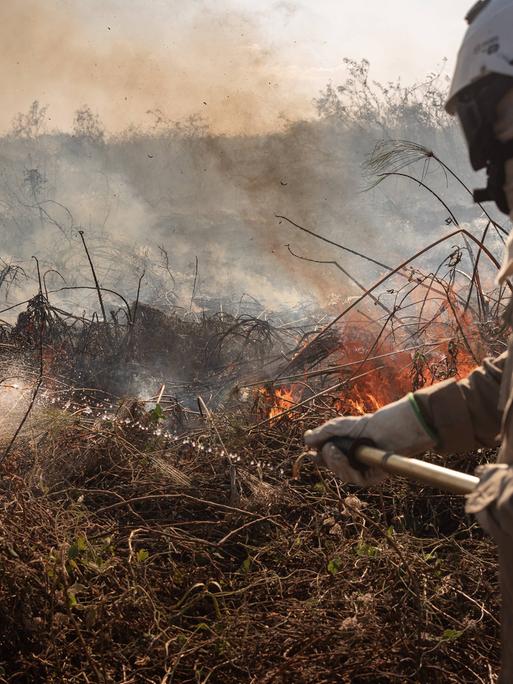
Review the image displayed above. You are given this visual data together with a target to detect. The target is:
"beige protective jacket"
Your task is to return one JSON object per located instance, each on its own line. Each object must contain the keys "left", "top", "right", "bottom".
{"left": 415, "top": 356, "right": 513, "bottom": 684}
{"left": 411, "top": 88, "right": 513, "bottom": 682}
{"left": 414, "top": 354, "right": 513, "bottom": 681}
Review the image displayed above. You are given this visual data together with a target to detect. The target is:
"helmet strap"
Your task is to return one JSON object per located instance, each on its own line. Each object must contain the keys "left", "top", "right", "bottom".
{"left": 455, "top": 75, "right": 513, "bottom": 214}
{"left": 473, "top": 139, "right": 513, "bottom": 214}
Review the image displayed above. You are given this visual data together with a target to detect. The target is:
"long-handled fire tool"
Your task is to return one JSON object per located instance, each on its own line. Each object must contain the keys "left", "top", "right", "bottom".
{"left": 327, "top": 437, "right": 479, "bottom": 495}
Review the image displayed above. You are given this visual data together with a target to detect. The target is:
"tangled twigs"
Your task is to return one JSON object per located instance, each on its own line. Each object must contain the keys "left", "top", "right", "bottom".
{"left": 78, "top": 229, "right": 108, "bottom": 325}
{"left": 0, "top": 406, "right": 501, "bottom": 682}
{"left": 198, "top": 395, "right": 239, "bottom": 504}
{"left": 281, "top": 225, "right": 508, "bottom": 376}
{"left": 249, "top": 366, "right": 385, "bottom": 430}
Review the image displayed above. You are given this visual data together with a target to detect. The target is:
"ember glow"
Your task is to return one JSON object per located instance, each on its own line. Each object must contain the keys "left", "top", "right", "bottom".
{"left": 257, "top": 290, "right": 483, "bottom": 422}
{"left": 259, "top": 384, "right": 305, "bottom": 421}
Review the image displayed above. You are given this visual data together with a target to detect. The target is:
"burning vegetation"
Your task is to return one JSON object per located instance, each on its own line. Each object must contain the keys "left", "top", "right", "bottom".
{"left": 0, "top": 146, "right": 508, "bottom": 681}
{"left": 0, "top": 61, "right": 508, "bottom": 681}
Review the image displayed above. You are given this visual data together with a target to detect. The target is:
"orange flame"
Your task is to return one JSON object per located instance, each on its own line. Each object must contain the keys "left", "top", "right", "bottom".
{"left": 257, "top": 292, "right": 483, "bottom": 421}
{"left": 258, "top": 384, "right": 304, "bottom": 421}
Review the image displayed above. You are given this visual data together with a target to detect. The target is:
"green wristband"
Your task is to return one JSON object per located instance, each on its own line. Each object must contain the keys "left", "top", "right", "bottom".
{"left": 407, "top": 392, "right": 439, "bottom": 444}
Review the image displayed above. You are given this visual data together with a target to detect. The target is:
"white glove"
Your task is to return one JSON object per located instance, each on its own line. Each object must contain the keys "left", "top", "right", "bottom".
{"left": 304, "top": 393, "right": 437, "bottom": 487}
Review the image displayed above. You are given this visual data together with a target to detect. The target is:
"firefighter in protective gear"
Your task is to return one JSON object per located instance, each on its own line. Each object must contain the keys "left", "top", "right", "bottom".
{"left": 305, "top": 1, "right": 513, "bottom": 680}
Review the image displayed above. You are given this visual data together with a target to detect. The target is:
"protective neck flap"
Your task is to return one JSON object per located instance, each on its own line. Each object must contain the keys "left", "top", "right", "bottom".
{"left": 456, "top": 75, "right": 513, "bottom": 214}
{"left": 473, "top": 139, "right": 513, "bottom": 213}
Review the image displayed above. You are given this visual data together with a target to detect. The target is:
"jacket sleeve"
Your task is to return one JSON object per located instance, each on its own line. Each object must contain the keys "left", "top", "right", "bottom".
{"left": 413, "top": 351, "right": 507, "bottom": 454}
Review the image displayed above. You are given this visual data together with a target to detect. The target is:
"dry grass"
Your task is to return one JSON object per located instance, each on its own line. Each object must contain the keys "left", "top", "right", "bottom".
{"left": 0, "top": 399, "right": 500, "bottom": 683}
{"left": 0, "top": 187, "right": 507, "bottom": 681}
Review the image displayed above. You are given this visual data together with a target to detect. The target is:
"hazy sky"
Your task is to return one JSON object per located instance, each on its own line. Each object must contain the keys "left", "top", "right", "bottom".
{"left": 3, "top": 0, "right": 472, "bottom": 134}
{"left": 226, "top": 0, "right": 471, "bottom": 87}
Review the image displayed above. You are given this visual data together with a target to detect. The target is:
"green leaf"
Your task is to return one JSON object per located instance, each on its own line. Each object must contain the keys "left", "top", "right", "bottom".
{"left": 240, "top": 556, "right": 251, "bottom": 573}
{"left": 149, "top": 404, "right": 164, "bottom": 422}
{"left": 67, "top": 589, "right": 78, "bottom": 607}
{"left": 314, "top": 482, "right": 326, "bottom": 494}
{"left": 68, "top": 535, "right": 87, "bottom": 560}
{"left": 327, "top": 557, "right": 342, "bottom": 576}
{"left": 386, "top": 526, "right": 395, "bottom": 539}
{"left": 441, "top": 629, "right": 463, "bottom": 641}
{"left": 136, "top": 549, "right": 149, "bottom": 563}
{"left": 356, "top": 541, "right": 379, "bottom": 558}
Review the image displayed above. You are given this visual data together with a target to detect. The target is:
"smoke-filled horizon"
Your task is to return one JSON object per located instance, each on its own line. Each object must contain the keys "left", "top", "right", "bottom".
{"left": 1, "top": 0, "right": 471, "bottom": 136}
{"left": 0, "top": 1, "right": 507, "bottom": 319}
{"left": 0, "top": 72, "right": 504, "bottom": 320}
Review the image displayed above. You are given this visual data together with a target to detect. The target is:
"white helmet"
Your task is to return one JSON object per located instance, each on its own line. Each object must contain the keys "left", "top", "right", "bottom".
{"left": 446, "top": 0, "right": 513, "bottom": 213}
{"left": 446, "top": 0, "right": 513, "bottom": 115}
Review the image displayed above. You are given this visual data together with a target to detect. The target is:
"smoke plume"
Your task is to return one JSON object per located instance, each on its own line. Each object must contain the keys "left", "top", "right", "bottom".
{"left": 0, "top": 0, "right": 309, "bottom": 136}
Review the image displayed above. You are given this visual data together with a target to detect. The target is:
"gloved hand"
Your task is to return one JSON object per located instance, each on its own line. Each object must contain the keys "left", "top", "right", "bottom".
{"left": 304, "top": 393, "right": 437, "bottom": 486}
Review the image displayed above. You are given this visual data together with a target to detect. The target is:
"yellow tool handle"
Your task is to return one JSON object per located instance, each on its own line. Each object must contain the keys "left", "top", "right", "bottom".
{"left": 329, "top": 437, "right": 479, "bottom": 495}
